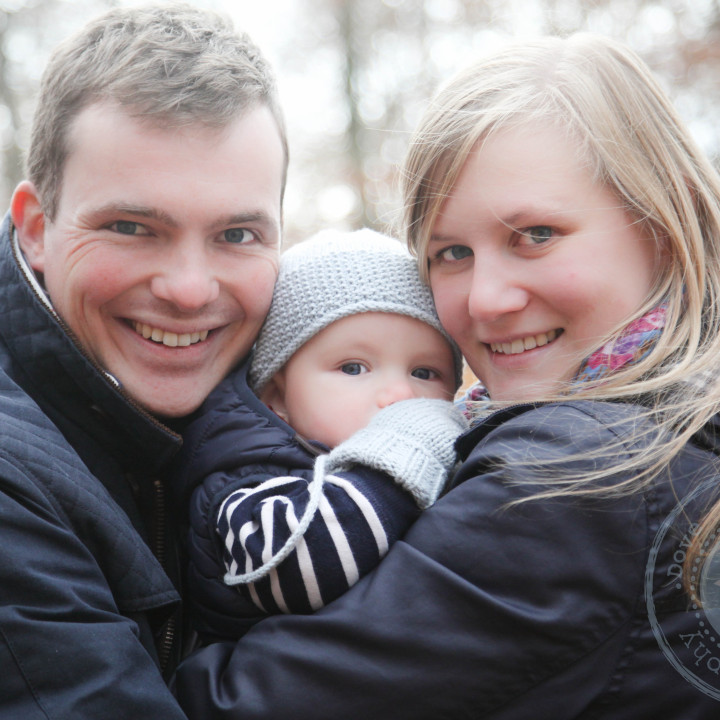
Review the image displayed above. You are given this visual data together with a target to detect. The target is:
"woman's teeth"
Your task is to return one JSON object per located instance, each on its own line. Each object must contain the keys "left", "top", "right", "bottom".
{"left": 133, "top": 322, "right": 209, "bottom": 347}
{"left": 490, "top": 329, "right": 559, "bottom": 355}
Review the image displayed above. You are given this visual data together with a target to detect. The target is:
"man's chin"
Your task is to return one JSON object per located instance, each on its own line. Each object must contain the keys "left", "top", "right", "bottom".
{"left": 118, "top": 377, "right": 216, "bottom": 420}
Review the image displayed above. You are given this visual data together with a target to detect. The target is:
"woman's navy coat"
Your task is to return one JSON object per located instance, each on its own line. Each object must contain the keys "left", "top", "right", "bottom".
{"left": 176, "top": 398, "right": 720, "bottom": 718}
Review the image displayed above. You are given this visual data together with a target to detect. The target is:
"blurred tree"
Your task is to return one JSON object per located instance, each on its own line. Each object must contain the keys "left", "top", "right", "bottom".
{"left": 0, "top": 0, "right": 112, "bottom": 207}
{"left": 279, "top": 0, "right": 720, "bottom": 242}
{"left": 281, "top": 0, "right": 499, "bottom": 241}
{"left": 0, "top": 10, "right": 23, "bottom": 207}
{"left": 3, "top": 0, "right": 720, "bottom": 240}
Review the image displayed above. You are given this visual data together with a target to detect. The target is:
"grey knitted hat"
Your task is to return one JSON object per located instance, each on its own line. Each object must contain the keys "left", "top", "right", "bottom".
{"left": 248, "top": 228, "right": 464, "bottom": 393}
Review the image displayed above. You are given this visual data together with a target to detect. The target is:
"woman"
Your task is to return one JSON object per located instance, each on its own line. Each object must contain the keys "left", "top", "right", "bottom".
{"left": 175, "top": 34, "right": 720, "bottom": 718}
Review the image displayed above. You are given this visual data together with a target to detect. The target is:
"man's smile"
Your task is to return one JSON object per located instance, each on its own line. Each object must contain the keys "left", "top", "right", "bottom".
{"left": 132, "top": 321, "right": 210, "bottom": 348}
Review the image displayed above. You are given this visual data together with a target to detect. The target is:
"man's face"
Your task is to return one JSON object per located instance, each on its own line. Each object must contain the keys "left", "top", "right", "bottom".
{"left": 16, "top": 101, "right": 283, "bottom": 417}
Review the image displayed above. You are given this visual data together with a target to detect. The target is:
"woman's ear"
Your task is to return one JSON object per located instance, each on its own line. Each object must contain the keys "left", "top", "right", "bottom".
{"left": 11, "top": 181, "right": 47, "bottom": 273}
{"left": 259, "top": 372, "right": 290, "bottom": 424}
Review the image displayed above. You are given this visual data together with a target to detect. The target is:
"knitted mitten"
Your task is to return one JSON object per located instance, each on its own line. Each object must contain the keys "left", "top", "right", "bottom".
{"left": 325, "top": 398, "right": 469, "bottom": 509}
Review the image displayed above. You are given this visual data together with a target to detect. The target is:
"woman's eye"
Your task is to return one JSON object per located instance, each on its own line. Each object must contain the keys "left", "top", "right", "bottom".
{"left": 340, "top": 362, "right": 367, "bottom": 376}
{"left": 411, "top": 367, "right": 437, "bottom": 380}
{"left": 520, "top": 226, "right": 553, "bottom": 244}
{"left": 224, "top": 228, "right": 254, "bottom": 244}
{"left": 437, "top": 245, "right": 473, "bottom": 262}
{"left": 110, "top": 220, "right": 147, "bottom": 235}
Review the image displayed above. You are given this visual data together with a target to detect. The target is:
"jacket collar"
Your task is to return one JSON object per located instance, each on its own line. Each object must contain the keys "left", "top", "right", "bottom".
{"left": 0, "top": 212, "right": 181, "bottom": 472}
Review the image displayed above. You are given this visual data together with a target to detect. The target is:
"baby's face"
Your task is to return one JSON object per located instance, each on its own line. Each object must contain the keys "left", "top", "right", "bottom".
{"left": 262, "top": 312, "right": 457, "bottom": 448}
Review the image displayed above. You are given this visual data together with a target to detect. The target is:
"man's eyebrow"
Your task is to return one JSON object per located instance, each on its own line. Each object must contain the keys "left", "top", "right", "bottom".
{"left": 91, "top": 204, "right": 178, "bottom": 227}
{"left": 88, "top": 206, "right": 280, "bottom": 236}
{"left": 223, "top": 212, "right": 278, "bottom": 229}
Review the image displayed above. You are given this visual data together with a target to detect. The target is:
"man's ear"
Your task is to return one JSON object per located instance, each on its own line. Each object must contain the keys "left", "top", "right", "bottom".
{"left": 10, "top": 181, "right": 47, "bottom": 273}
{"left": 258, "top": 372, "right": 290, "bottom": 423}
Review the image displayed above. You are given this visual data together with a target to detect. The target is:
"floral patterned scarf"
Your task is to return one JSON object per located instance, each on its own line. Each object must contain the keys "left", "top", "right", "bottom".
{"left": 456, "top": 304, "right": 667, "bottom": 428}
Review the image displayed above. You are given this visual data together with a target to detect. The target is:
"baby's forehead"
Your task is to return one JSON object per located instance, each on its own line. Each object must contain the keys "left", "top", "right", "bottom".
{"left": 312, "top": 312, "right": 455, "bottom": 356}
{"left": 321, "top": 310, "right": 441, "bottom": 333}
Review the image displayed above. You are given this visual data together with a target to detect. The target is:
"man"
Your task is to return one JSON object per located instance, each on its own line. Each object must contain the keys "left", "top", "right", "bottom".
{"left": 0, "top": 4, "right": 286, "bottom": 717}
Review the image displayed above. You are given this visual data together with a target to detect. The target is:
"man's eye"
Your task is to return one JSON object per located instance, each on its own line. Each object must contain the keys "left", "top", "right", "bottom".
{"left": 110, "top": 220, "right": 145, "bottom": 235}
{"left": 340, "top": 362, "right": 367, "bottom": 376}
{"left": 224, "top": 228, "right": 254, "bottom": 244}
{"left": 521, "top": 226, "right": 553, "bottom": 244}
{"left": 411, "top": 367, "right": 437, "bottom": 380}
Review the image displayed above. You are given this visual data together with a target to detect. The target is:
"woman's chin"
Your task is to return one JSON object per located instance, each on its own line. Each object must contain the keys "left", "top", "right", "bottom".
{"left": 483, "top": 376, "right": 568, "bottom": 403}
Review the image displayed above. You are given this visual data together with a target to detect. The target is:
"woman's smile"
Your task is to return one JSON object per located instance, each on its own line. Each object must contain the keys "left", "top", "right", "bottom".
{"left": 488, "top": 329, "right": 562, "bottom": 356}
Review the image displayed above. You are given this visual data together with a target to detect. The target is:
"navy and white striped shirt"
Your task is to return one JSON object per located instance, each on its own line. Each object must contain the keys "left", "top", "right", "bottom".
{"left": 216, "top": 457, "right": 418, "bottom": 614}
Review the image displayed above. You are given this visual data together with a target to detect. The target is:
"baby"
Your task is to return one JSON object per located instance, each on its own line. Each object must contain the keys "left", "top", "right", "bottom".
{"left": 178, "top": 229, "right": 467, "bottom": 639}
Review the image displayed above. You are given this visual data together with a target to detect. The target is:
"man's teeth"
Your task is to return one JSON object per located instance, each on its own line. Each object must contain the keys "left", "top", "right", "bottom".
{"left": 134, "top": 322, "right": 209, "bottom": 347}
{"left": 490, "top": 329, "right": 558, "bottom": 355}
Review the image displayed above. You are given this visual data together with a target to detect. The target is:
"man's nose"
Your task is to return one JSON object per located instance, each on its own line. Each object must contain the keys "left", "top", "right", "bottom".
{"left": 150, "top": 241, "right": 220, "bottom": 310}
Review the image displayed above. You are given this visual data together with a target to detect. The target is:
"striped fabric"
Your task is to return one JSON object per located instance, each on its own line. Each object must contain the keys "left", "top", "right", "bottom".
{"left": 217, "top": 470, "right": 396, "bottom": 614}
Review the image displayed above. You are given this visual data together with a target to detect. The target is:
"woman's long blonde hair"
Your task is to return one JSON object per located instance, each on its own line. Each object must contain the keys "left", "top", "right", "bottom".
{"left": 401, "top": 34, "right": 720, "bottom": 579}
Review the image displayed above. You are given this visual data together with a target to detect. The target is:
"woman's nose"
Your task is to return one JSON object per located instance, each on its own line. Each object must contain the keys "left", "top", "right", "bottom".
{"left": 466, "top": 260, "right": 529, "bottom": 323}
{"left": 150, "top": 241, "right": 220, "bottom": 310}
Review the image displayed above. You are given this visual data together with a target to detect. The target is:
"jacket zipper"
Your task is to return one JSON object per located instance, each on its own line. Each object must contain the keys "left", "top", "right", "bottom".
{"left": 153, "top": 477, "right": 177, "bottom": 675}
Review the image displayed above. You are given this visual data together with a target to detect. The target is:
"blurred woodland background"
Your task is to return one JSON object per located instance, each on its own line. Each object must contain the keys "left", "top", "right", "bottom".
{"left": 1, "top": 0, "right": 719, "bottom": 243}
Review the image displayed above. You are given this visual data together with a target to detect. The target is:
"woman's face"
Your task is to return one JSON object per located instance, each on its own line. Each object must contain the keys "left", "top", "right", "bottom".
{"left": 428, "top": 124, "right": 660, "bottom": 401}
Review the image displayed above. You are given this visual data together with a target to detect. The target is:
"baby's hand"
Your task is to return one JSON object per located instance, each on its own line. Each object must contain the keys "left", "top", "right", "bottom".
{"left": 325, "top": 398, "right": 469, "bottom": 508}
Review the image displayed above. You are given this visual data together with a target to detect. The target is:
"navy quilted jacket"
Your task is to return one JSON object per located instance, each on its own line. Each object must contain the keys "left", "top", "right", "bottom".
{"left": 0, "top": 213, "right": 188, "bottom": 718}
{"left": 176, "top": 399, "right": 720, "bottom": 718}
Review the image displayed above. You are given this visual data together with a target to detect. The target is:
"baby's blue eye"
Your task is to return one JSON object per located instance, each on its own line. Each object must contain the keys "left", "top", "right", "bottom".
{"left": 411, "top": 368, "right": 436, "bottom": 380}
{"left": 224, "top": 228, "right": 253, "bottom": 244}
{"left": 341, "top": 363, "right": 365, "bottom": 375}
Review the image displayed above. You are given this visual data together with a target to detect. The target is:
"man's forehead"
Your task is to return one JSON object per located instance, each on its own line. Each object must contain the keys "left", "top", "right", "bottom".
{"left": 58, "top": 101, "right": 285, "bottom": 227}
